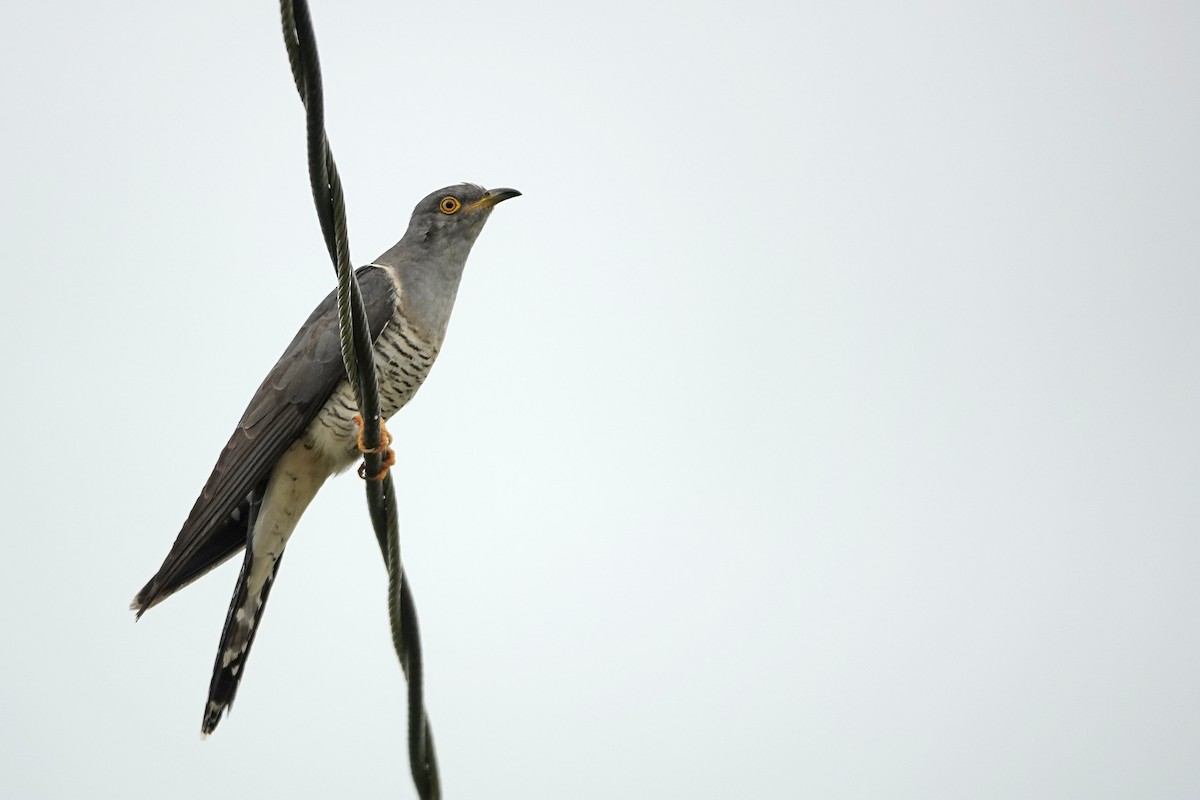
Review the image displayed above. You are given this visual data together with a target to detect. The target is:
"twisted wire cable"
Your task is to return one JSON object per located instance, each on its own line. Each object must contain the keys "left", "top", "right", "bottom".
{"left": 279, "top": 3, "right": 440, "bottom": 796}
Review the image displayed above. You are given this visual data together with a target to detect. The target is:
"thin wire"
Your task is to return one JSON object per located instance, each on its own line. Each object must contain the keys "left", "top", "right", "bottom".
{"left": 280, "top": 3, "right": 440, "bottom": 797}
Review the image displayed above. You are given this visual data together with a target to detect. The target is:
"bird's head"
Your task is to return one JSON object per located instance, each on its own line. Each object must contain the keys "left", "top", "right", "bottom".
{"left": 401, "top": 183, "right": 521, "bottom": 254}
{"left": 381, "top": 182, "right": 520, "bottom": 342}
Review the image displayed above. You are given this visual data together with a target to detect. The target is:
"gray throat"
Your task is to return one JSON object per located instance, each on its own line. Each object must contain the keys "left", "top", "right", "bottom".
{"left": 373, "top": 236, "right": 476, "bottom": 348}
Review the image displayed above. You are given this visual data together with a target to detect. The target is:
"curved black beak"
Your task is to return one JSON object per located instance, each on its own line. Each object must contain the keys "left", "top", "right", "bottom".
{"left": 470, "top": 187, "right": 522, "bottom": 210}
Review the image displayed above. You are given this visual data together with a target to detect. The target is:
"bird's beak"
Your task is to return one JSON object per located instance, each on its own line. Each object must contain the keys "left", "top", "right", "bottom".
{"left": 469, "top": 187, "right": 522, "bottom": 211}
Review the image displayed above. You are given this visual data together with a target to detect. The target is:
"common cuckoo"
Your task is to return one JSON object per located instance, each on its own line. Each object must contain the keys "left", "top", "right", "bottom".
{"left": 132, "top": 183, "right": 519, "bottom": 735}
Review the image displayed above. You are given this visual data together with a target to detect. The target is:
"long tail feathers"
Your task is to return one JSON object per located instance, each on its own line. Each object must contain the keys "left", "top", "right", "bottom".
{"left": 201, "top": 545, "right": 285, "bottom": 736}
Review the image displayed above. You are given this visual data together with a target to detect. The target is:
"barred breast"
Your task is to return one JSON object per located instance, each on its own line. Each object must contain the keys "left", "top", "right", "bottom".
{"left": 301, "top": 298, "right": 439, "bottom": 472}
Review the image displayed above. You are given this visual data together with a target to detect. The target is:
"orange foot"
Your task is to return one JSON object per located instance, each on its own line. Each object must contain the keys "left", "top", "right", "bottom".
{"left": 353, "top": 414, "right": 396, "bottom": 481}
{"left": 352, "top": 414, "right": 394, "bottom": 453}
{"left": 357, "top": 448, "right": 396, "bottom": 481}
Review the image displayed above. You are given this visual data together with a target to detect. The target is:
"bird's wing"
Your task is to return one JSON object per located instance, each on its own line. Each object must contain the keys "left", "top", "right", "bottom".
{"left": 133, "top": 265, "right": 397, "bottom": 614}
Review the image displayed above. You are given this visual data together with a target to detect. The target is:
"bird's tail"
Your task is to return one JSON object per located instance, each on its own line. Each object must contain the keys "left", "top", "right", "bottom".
{"left": 201, "top": 546, "right": 285, "bottom": 736}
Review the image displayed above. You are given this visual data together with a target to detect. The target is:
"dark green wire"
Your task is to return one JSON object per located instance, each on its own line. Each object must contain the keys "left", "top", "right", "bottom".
{"left": 279, "top": 3, "right": 440, "bottom": 797}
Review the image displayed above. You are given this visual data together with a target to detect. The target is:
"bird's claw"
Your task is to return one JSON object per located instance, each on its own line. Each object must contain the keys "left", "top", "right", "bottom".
{"left": 357, "top": 449, "right": 396, "bottom": 481}
{"left": 353, "top": 414, "right": 395, "bottom": 481}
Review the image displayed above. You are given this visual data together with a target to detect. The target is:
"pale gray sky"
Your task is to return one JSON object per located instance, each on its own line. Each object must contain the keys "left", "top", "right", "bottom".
{"left": 1, "top": 1, "right": 1198, "bottom": 798}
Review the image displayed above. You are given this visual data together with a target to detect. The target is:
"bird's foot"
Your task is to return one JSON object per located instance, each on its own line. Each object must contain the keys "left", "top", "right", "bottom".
{"left": 352, "top": 414, "right": 394, "bottom": 453}
{"left": 357, "top": 449, "right": 396, "bottom": 481}
{"left": 353, "top": 415, "right": 395, "bottom": 481}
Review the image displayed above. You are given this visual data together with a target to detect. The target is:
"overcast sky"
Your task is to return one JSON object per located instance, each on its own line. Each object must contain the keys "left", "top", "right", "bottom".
{"left": 1, "top": 1, "right": 1198, "bottom": 798}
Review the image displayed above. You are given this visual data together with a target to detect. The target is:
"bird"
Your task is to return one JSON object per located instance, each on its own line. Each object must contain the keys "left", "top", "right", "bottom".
{"left": 132, "top": 182, "right": 519, "bottom": 736}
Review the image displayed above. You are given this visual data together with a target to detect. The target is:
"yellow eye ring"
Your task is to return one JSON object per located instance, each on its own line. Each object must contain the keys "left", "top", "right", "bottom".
{"left": 439, "top": 196, "right": 462, "bottom": 215}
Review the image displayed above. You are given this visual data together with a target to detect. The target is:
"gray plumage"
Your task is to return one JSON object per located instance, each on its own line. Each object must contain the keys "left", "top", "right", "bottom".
{"left": 132, "top": 183, "right": 519, "bottom": 735}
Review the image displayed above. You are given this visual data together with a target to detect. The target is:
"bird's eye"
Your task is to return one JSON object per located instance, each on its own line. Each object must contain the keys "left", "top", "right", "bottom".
{"left": 439, "top": 196, "right": 462, "bottom": 215}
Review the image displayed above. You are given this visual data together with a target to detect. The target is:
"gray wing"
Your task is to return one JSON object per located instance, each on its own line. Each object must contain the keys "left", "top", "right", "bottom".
{"left": 133, "top": 266, "right": 396, "bottom": 615}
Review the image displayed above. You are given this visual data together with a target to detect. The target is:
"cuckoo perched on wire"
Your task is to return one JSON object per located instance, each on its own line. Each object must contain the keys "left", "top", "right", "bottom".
{"left": 132, "top": 183, "right": 519, "bottom": 736}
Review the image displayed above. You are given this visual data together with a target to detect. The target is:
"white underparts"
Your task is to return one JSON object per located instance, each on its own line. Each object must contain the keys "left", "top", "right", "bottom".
{"left": 220, "top": 443, "right": 329, "bottom": 668}
{"left": 249, "top": 443, "right": 327, "bottom": 590}
{"left": 302, "top": 299, "right": 439, "bottom": 472}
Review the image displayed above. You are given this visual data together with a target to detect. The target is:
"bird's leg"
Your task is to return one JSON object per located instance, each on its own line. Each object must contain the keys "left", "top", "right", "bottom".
{"left": 353, "top": 414, "right": 395, "bottom": 481}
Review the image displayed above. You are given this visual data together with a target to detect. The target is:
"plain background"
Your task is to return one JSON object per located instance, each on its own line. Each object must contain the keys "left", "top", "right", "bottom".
{"left": 2, "top": 1, "right": 1198, "bottom": 797}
